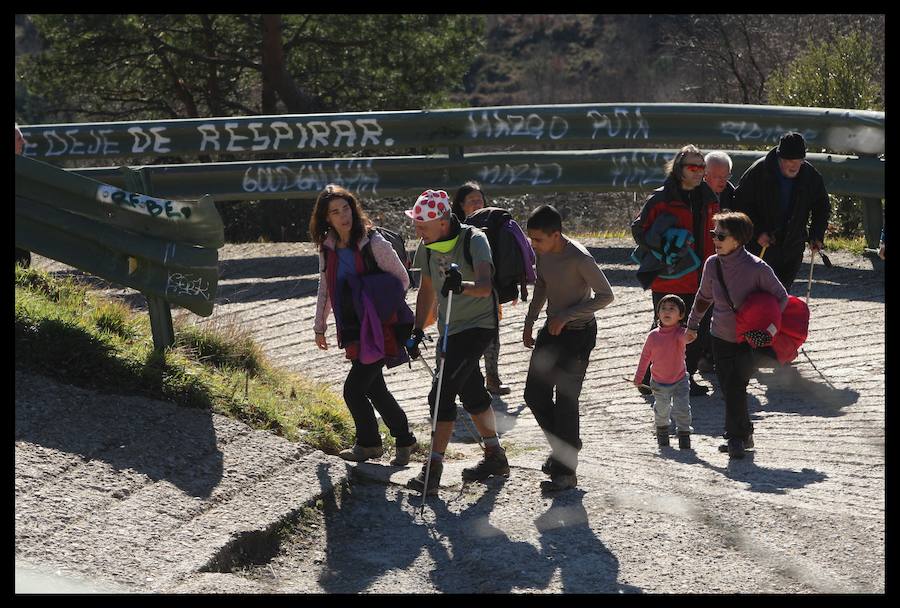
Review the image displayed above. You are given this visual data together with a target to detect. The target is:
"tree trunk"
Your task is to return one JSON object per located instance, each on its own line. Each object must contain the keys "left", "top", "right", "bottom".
{"left": 261, "top": 14, "right": 316, "bottom": 114}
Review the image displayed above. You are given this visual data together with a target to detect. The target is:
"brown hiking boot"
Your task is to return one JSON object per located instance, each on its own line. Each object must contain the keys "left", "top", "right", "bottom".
{"left": 462, "top": 447, "right": 510, "bottom": 481}
{"left": 390, "top": 442, "right": 417, "bottom": 466}
{"left": 540, "top": 472, "right": 577, "bottom": 492}
{"left": 406, "top": 460, "right": 442, "bottom": 495}
{"left": 338, "top": 444, "right": 384, "bottom": 462}
{"left": 485, "top": 375, "right": 511, "bottom": 396}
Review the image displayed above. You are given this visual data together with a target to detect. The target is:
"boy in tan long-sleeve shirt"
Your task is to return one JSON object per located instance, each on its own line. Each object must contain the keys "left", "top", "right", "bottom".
{"left": 523, "top": 205, "right": 615, "bottom": 491}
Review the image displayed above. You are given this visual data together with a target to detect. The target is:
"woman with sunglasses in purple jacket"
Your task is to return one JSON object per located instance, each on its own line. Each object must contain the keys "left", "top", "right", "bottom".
{"left": 685, "top": 211, "right": 787, "bottom": 459}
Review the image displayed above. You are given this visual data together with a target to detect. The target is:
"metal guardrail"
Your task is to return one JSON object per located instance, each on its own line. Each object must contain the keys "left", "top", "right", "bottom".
{"left": 18, "top": 103, "right": 885, "bottom": 161}
{"left": 15, "top": 155, "right": 224, "bottom": 321}
{"left": 71, "top": 149, "right": 885, "bottom": 200}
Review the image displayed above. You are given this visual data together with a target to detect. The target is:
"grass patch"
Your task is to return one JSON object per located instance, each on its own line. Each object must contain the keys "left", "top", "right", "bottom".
{"left": 15, "top": 265, "right": 356, "bottom": 454}
{"left": 824, "top": 235, "right": 867, "bottom": 256}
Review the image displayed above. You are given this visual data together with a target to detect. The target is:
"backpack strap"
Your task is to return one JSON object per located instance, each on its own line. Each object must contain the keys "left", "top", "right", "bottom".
{"left": 360, "top": 228, "right": 380, "bottom": 275}
{"left": 714, "top": 257, "right": 736, "bottom": 312}
{"left": 428, "top": 227, "right": 499, "bottom": 332}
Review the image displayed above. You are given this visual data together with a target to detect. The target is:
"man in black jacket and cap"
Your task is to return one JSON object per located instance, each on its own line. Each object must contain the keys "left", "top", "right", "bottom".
{"left": 733, "top": 132, "right": 830, "bottom": 291}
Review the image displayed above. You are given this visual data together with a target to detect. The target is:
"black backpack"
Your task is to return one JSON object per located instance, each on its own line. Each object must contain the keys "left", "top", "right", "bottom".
{"left": 364, "top": 227, "right": 415, "bottom": 289}
{"left": 463, "top": 207, "right": 533, "bottom": 304}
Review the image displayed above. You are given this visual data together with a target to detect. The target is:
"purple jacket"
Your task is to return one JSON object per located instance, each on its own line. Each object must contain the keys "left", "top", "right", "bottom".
{"left": 688, "top": 247, "right": 788, "bottom": 343}
{"left": 345, "top": 272, "right": 414, "bottom": 367}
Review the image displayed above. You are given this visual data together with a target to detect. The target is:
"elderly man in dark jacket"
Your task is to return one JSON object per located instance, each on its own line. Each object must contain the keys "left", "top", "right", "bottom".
{"left": 733, "top": 132, "right": 830, "bottom": 291}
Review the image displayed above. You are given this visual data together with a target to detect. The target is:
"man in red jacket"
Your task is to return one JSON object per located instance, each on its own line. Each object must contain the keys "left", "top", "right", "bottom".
{"left": 631, "top": 145, "right": 720, "bottom": 396}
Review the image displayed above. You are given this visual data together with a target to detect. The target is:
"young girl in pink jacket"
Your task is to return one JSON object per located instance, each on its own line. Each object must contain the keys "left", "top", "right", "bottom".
{"left": 634, "top": 294, "right": 697, "bottom": 450}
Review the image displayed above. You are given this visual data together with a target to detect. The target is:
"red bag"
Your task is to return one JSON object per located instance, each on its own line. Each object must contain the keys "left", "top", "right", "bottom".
{"left": 735, "top": 291, "right": 782, "bottom": 348}
{"left": 770, "top": 296, "right": 810, "bottom": 363}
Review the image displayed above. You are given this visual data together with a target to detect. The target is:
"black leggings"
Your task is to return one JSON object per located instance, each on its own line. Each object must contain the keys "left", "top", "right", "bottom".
{"left": 711, "top": 336, "right": 756, "bottom": 441}
{"left": 343, "top": 359, "right": 415, "bottom": 448}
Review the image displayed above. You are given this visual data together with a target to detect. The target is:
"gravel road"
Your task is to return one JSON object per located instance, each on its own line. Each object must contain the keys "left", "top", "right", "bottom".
{"left": 17, "top": 238, "right": 884, "bottom": 593}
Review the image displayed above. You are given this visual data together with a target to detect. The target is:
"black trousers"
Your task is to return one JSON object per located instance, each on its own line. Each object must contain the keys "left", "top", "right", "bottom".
{"left": 344, "top": 359, "right": 416, "bottom": 448}
{"left": 524, "top": 319, "right": 597, "bottom": 475}
{"left": 428, "top": 327, "right": 496, "bottom": 423}
{"left": 711, "top": 336, "right": 756, "bottom": 441}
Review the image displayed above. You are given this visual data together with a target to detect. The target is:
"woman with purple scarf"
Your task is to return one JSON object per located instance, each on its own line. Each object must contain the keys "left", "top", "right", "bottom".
{"left": 311, "top": 184, "right": 417, "bottom": 465}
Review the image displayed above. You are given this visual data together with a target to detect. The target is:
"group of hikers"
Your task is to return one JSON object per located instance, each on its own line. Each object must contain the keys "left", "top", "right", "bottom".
{"left": 312, "top": 131, "right": 832, "bottom": 494}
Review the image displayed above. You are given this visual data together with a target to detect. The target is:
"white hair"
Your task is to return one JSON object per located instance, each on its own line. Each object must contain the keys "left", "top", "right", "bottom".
{"left": 704, "top": 151, "right": 733, "bottom": 172}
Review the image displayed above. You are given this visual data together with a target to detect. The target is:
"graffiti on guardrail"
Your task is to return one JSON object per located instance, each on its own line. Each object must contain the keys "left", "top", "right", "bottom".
{"left": 166, "top": 272, "right": 212, "bottom": 301}
{"left": 21, "top": 119, "right": 391, "bottom": 157}
{"left": 467, "top": 111, "right": 571, "bottom": 141}
{"left": 22, "top": 128, "right": 119, "bottom": 157}
{"left": 242, "top": 159, "right": 380, "bottom": 194}
{"left": 720, "top": 122, "right": 817, "bottom": 145}
{"left": 476, "top": 162, "right": 564, "bottom": 186}
{"left": 97, "top": 185, "right": 193, "bottom": 220}
{"left": 198, "top": 119, "right": 390, "bottom": 152}
{"left": 588, "top": 107, "right": 650, "bottom": 140}
{"left": 610, "top": 151, "right": 674, "bottom": 188}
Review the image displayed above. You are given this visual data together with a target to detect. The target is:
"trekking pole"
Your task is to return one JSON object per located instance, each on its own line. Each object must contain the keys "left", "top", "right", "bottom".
{"left": 805, "top": 247, "right": 817, "bottom": 304}
{"left": 417, "top": 356, "right": 484, "bottom": 449}
{"left": 420, "top": 264, "right": 457, "bottom": 511}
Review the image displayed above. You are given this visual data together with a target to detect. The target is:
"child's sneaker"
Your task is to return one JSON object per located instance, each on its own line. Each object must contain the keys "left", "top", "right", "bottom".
{"left": 656, "top": 426, "right": 670, "bottom": 448}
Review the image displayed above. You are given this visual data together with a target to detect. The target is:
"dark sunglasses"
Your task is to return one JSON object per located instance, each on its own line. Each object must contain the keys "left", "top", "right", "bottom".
{"left": 710, "top": 230, "right": 731, "bottom": 241}
{"left": 683, "top": 163, "right": 706, "bottom": 172}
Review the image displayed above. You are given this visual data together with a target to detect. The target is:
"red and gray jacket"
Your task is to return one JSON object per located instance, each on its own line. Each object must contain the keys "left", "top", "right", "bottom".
{"left": 631, "top": 176, "right": 720, "bottom": 294}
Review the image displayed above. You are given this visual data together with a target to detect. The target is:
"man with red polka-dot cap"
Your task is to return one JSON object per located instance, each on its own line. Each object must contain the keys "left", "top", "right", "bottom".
{"left": 404, "top": 189, "right": 509, "bottom": 494}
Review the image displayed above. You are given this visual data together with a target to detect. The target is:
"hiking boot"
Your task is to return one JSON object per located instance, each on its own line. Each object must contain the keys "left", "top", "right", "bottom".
{"left": 390, "top": 442, "right": 417, "bottom": 466}
{"left": 485, "top": 375, "right": 511, "bottom": 396}
{"left": 406, "top": 460, "right": 442, "bottom": 495}
{"left": 338, "top": 444, "right": 384, "bottom": 462}
{"left": 689, "top": 376, "right": 710, "bottom": 396}
{"left": 657, "top": 425, "right": 670, "bottom": 448}
{"left": 541, "top": 456, "right": 553, "bottom": 476}
{"left": 726, "top": 437, "right": 745, "bottom": 459}
{"left": 744, "top": 434, "right": 754, "bottom": 450}
{"left": 678, "top": 432, "right": 692, "bottom": 450}
{"left": 540, "top": 472, "right": 577, "bottom": 492}
{"left": 461, "top": 447, "right": 510, "bottom": 481}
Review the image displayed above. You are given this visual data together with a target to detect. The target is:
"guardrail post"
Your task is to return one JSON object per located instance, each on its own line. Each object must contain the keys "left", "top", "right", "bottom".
{"left": 861, "top": 197, "right": 884, "bottom": 250}
{"left": 120, "top": 167, "right": 176, "bottom": 352}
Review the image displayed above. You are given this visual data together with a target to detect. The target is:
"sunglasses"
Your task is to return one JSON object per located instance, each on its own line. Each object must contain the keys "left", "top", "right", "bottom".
{"left": 710, "top": 230, "right": 731, "bottom": 241}
{"left": 683, "top": 163, "right": 706, "bottom": 172}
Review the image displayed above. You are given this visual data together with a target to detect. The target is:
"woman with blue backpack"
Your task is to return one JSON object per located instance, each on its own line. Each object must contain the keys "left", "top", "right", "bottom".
{"left": 311, "top": 184, "right": 418, "bottom": 466}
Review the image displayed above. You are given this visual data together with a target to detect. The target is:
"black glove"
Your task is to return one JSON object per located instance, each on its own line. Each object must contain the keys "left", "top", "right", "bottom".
{"left": 405, "top": 327, "right": 426, "bottom": 360}
{"left": 440, "top": 264, "right": 463, "bottom": 297}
